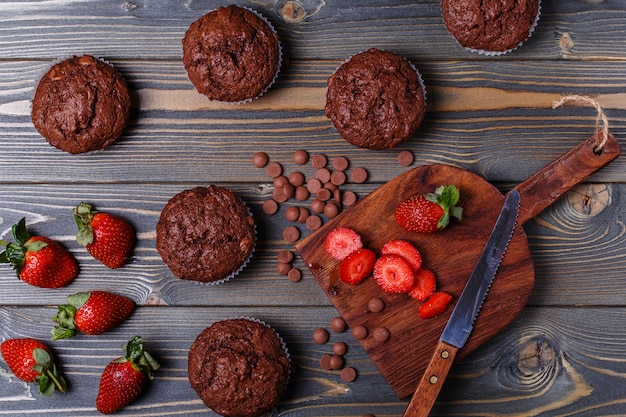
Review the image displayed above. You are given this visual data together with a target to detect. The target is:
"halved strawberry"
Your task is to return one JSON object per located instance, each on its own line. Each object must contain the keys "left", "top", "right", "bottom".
{"left": 418, "top": 292, "right": 453, "bottom": 319}
{"left": 339, "top": 248, "right": 376, "bottom": 285}
{"left": 373, "top": 254, "right": 415, "bottom": 293}
{"left": 408, "top": 267, "right": 436, "bottom": 301}
{"left": 324, "top": 227, "right": 363, "bottom": 260}
{"left": 380, "top": 239, "right": 422, "bottom": 272}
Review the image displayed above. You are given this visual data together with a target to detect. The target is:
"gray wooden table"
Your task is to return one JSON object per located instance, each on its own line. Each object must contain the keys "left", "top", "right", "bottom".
{"left": 1, "top": 1, "right": 626, "bottom": 416}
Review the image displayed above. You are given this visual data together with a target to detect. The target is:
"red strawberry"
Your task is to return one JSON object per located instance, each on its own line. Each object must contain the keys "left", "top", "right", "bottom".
{"left": 0, "top": 218, "right": 78, "bottom": 288}
{"left": 0, "top": 338, "right": 67, "bottom": 396}
{"left": 339, "top": 248, "right": 376, "bottom": 285}
{"left": 324, "top": 227, "right": 363, "bottom": 260}
{"left": 408, "top": 267, "right": 437, "bottom": 301}
{"left": 373, "top": 254, "right": 415, "bottom": 293}
{"left": 394, "top": 185, "right": 463, "bottom": 233}
{"left": 96, "top": 336, "right": 159, "bottom": 414}
{"left": 51, "top": 291, "right": 135, "bottom": 340}
{"left": 418, "top": 292, "right": 453, "bottom": 319}
{"left": 74, "top": 202, "right": 135, "bottom": 269}
{"left": 380, "top": 239, "right": 422, "bottom": 272}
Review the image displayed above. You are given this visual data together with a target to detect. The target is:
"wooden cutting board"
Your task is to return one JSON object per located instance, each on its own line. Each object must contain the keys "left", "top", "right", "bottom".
{"left": 296, "top": 132, "right": 620, "bottom": 399}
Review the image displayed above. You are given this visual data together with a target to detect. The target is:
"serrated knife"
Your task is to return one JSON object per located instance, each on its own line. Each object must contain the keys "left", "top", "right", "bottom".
{"left": 403, "top": 189, "right": 521, "bottom": 417}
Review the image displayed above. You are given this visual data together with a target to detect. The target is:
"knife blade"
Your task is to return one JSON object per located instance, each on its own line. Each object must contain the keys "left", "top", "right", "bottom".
{"left": 402, "top": 189, "right": 521, "bottom": 417}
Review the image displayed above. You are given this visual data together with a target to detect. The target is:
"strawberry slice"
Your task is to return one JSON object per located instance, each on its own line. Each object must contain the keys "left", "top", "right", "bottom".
{"left": 418, "top": 292, "right": 453, "bottom": 319}
{"left": 324, "top": 227, "right": 363, "bottom": 260}
{"left": 380, "top": 239, "right": 422, "bottom": 272}
{"left": 339, "top": 248, "right": 376, "bottom": 285}
{"left": 408, "top": 267, "right": 436, "bottom": 301}
{"left": 373, "top": 254, "right": 415, "bottom": 293}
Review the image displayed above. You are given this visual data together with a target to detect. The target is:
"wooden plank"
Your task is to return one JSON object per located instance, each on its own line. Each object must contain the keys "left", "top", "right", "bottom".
{"left": 0, "top": 59, "right": 624, "bottom": 184}
{"left": 0, "top": 180, "right": 625, "bottom": 308}
{"left": 2, "top": 305, "right": 626, "bottom": 416}
{"left": 0, "top": 1, "right": 625, "bottom": 60}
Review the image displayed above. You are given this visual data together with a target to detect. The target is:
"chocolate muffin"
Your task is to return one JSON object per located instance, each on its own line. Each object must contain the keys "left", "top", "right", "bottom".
{"left": 182, "top": 5, "right": 281, "bottom": 103}
{"left": 156, "top": 186, "right": 255, "bottom": 284}
{"left": 188, "top": 318, "right": 290, "bottom": 417}
{"left": 325, "top": 48, "right": 425, "bottom": 150}
{"left": 441, "top": 0, "right": 540, "bottom": 54}
{"left": 31, "top": 55, "right": 131, "bottom": 154}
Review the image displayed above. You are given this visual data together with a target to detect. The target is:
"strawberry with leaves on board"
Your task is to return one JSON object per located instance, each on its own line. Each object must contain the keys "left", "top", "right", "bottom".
{"left": 74, "top": 202, "right": 136, "bottom": 269}
{"left": 0, "top": 338, "right": 67, "bottom": 396}
{"left": 394, "top": 184, "right": 463, "bottom": 233}
{"left": 0, "top": 217, "right": 78, "bottom": 288}
{"left": 51, "top": 291, "right": 135, "bottom": 340}
{"left": 96, "top": 336, "right": 160, "bottom": 414}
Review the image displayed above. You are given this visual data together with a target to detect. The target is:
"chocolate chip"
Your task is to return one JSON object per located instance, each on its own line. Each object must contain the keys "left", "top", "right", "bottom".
{"left": 372, "top": 326, "right": 390, "bottom": 343}
{"left": 342, "top": 191, "right": 357, "bottom": 206}
{"left": 316, "top": 188, "right": 331, "bottom": 202}
{"left": 397, "top": 150, "right": 414, "bottom": 166}
{"left": 277, "top": 250, "right": 294, "bottom": 263}
{"left": 320, "top": 354, "right": 333, "bottom": 370}
{"left": 340, "top": 367, "right": 357, "bottom": 382}
{"left": 330, "top": 316, "right": 347, "bottom": 333}
{"left": 368, "top": 297, "right": 385, "bottom": 313}
{"left": 282, "top": 183, "right": 295, "bottom": 200}
{"left": 274, "top": 175, "right": 289, "bottom": 188}
{"left": 289, "top": 171, "right": 305, "bottom": 187}
{"left": 262, "top": 199, "right": 279, "bottom": 215}
{"left": 323, "top": 201, "right": 340, "bottom": 218}
{"left": 310, "top": 199, "right": 325, "bottom": 214}
{"left": 333, "top": 341, "right": 347, "bottom": 356}
{"left": 351, "top": 325, "right": 368, "bottom": 340}
{"left": 305, "top": 215, "right": 322, "bottom": 230}
{"left": 306, "top": 178, "right": 322, "bottom": 194}
{"left": 351, "top": 167, "right": 368, "bottom": 183}
{"left": 311, "top": 153, "right": 327, "bottom": 168}
{"left": 276, "top": 261, "right": 291, "bottom": 275}
{"left": 313, "top": 327, "right": 329, "bottom": 344}
{"left": 330, "top": 354, "right": 344, "bottom": 370}
{"left": 288, "top": 267, "right": 302, "bottom": 282}
{"left": 285, "top": 206, "right": 300, "bottom": 222}
{"left": 295, "top": 186, "right": 310, "bottom": 201}
{"left": 331, "top": 170, "right": 346, "bottom": 186}
{"left": 316, "top": 168, "right": 331, "bottom": 183}
{"left": 297, "top": 207, "right": 310, "bottom": 223}
{"left": 266, "top": 162, "right": 283, "bottom": 178}
{"left": 293, "top": 149, "right": 309, "bottom": 165}
{"left": 273, "top": 187, "right": 288, "bottom": 203}
{"left": 252, "top": 151, "right": 268, "bottom": 167}
{"left": 282, "top": 225, "right": 300, "bottom": 242}
{"left": 332, "top": 156, "right": 349, "bottom": 171}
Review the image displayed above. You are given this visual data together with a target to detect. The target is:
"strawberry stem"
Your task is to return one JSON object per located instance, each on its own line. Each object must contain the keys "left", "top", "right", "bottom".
{"left": 74, "top": 202, "right": 96, "bottom": 247}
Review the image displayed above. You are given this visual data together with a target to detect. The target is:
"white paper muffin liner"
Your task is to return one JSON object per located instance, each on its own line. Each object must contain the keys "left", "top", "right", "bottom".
{"left": 185, "top": 6, "right": 282, "bottom": 105}
{"left": 454, "top": 1, "right": 541, "bottom": 56}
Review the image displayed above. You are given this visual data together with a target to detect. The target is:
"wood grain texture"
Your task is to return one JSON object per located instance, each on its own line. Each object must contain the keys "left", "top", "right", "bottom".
{"left": 1, "top": 0, "right": 625, "bottom": 415}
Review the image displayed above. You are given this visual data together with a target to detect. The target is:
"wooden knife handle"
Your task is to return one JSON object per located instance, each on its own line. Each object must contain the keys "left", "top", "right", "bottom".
{"left": 515, "top": 131, "right": 620, "bottom": 224}
{"left": 403, "top": 340, "right": 459, "bottom": 417}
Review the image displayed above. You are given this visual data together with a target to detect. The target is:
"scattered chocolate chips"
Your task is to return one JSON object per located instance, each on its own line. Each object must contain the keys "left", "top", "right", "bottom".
{"left": 282, "top": 225, "right": 300, "bottom": 242}
{"left": 372, "top": 326, "right": 390, "bottom": 343}
{"left": 293, "top": 149, "right": 309, "bottom": 165}
{"left": 305, "top": 215, "right": 322, "bottom": 230}
{"left": 368, "top": 297, "right": 385, "bottom": 313}
{"left": 266, "top": 161, "right": 283, "bottom": 178}
{"left": 276, "top": 261, "right": 291, "bottom": 275}
{"left": 285, "top": 206, "right": 300, "bottom": 222}
{"left": 333, "top": 341, "right": 347, "bottom": 356}
{"left": 311, "top": 153, "right": 327, "bottom": 168}
{"left": 330, "top": 354, "right": 344, "bottom": 370}
{"left": 351, "top": 325, "right": 368, "bottom": 340}
{"left": 397, "top": 150, "right": 414, "bottom": 166}
{"left": 277, "top": 250, "right": 294, "bottom": 263}
{"left": 332, "top": 156, "right": 349, "bottom": 171}
{"left": 252, "top": 151, "right": 268, "bottom": 167}
{"left": 320, "top": 354, "right": 333, "bottom": 370}
{"left": 330, "top": 316, "right": 347, "bottom": 333}
{"left": 288, "top": 267, "right": 302, "bottom": 282}
{"left": 351, "top": 167, "right": 368, "bottom": 183}
{"left": 262, "top": 199, "right": 279, "bottom": 215}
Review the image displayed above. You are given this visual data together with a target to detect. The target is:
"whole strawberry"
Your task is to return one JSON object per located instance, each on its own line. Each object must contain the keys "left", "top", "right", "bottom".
{"left": 0, "top": 338, "right": 67, "bottom": 396}
{"left": 394, "top": 185, "right": 463, "bottom": 233}
{"left": 0, "top": 218, "right": 78, "bottom": 288}
{"left": 96, "top": 336, "right": 159, "bottom": 414}
{"left": 51, "top": 291, "right": 135, "bottom": 340}
{"left": 74, "top": 202, "right": 135, "bottom": 269}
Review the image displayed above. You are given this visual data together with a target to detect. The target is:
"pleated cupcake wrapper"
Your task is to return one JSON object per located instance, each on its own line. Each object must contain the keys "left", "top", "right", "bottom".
{"left": 203, "top": 6, "right": 282, "bottom": 105}
{"left": 462, "top": 1, "right": 541, "bottom": 56}
{"left": 190, "top": 204, "right": 257, "bottom": 286}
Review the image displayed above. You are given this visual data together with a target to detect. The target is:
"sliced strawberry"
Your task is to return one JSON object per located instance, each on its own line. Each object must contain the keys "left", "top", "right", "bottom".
{"left": 373, "top": 254, "right": 415, "bottom": 293}
{"left": 380, "top": 239, "right": 422, "bottom": 272}
{"left": 324, "top": 227, "right": 363, "bottom": 260}
{"left": 339, "top": 248, "right": 376, "bottom": 285}
{"left": 418, "top": 292, "right": 453, "bottom": 319}
{"left": 408, "top": 267, "right": 436, "bottom": 301}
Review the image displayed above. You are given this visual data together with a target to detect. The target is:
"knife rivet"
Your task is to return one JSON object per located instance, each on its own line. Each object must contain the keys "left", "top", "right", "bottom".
{"left": 441, "top": 350, "right": 449, "bottom": 359}
{"left": 429, "top": 375, "right": 438, "bottom": 384}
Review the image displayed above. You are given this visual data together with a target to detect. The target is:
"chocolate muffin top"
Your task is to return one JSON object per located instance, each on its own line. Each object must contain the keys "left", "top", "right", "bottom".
{"left": 441, "top": 0, "right": 540, "bottom": 53}
{"left": 188, "top": 318, "right": 290, "bottom": 417}
{"left": 325, "top": 48, "right": 425, "bottom": 150}
{"left": 31, "top": 54, "right": 131, "bottom": 154}
{"left": 156, "top": 186, "right": 255, "bottom": 283}
{"left": 182, "top": 5, "right": 281, "bottom": 102}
